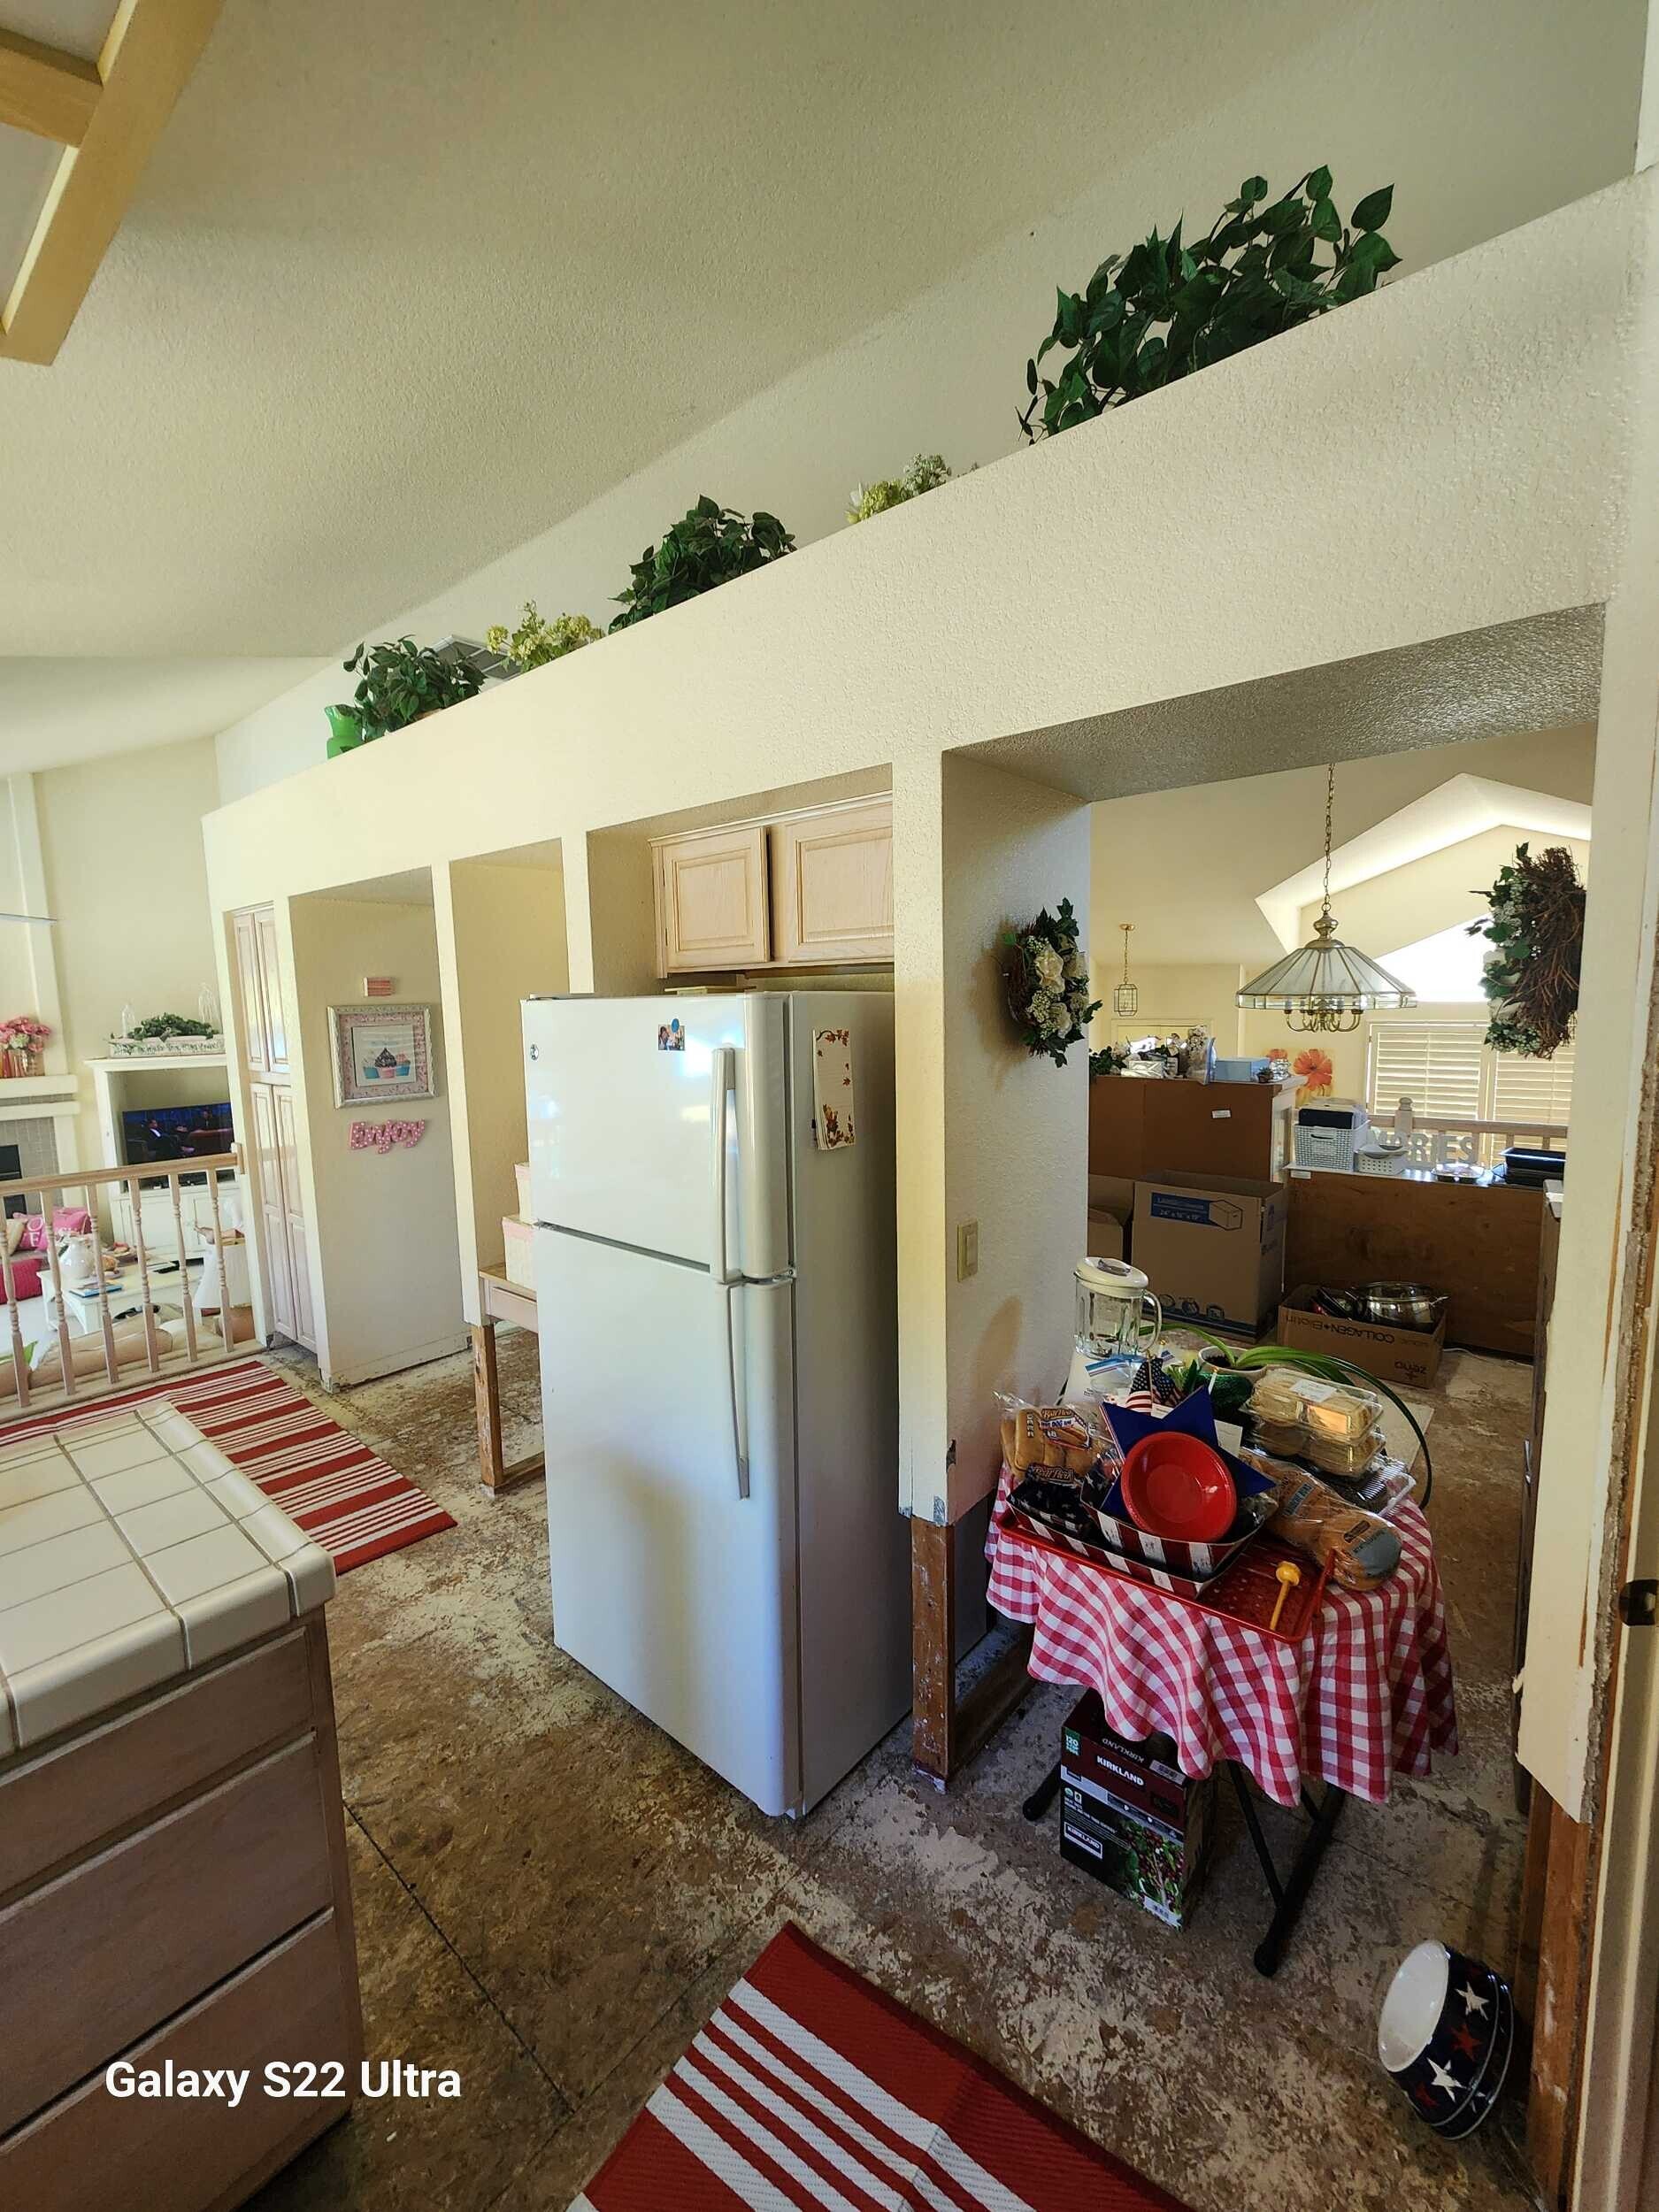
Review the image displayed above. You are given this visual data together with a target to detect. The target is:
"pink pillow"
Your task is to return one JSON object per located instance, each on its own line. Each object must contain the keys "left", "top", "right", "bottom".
{"left": 18, "top": 1214, "right": 46, "bottom": 1251}
{"left": 52, "top": 1207, "right": 91, "bottom": 1235}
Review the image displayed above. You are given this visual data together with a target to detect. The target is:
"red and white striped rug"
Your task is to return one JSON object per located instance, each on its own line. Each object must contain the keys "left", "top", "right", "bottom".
{"left": 574, "top": 1924, "right": 1190, "bottom": 2211}
{"left": 4, "top": 1356, "right": 455, "bottom": 1573}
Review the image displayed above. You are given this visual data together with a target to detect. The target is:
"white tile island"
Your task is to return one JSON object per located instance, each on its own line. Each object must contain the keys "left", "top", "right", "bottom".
{"left": 0, "top": 1398, "right": 362, "bottom": 2212}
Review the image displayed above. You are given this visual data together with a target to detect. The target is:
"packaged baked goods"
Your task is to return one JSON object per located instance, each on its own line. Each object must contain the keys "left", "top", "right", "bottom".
{"left": 1247, "top": 1371, "right": 1385, "bottom": 1479}
{"left": 1267, "top": 1469, "right": 1402, "bottom": 1591}
{"left": 997, "top": 1394, "right": 1103, "bottom": 1478}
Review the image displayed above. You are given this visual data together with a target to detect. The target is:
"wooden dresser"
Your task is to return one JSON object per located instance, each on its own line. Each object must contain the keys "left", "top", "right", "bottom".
{"left": 0, "top": 1401, "right": 360, "bottom": 2210}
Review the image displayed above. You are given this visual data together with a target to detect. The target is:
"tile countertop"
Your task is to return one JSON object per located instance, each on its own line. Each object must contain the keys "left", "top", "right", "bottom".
{"left": 0, "top": 1401, "right": 335, "bottom": 1756}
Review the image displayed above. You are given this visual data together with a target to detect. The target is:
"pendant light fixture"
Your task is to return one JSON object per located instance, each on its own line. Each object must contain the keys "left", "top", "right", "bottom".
{"left": 1236, "top": 764, "right": 1416, "bottom": 1033}
{"left": 1113, "top": 924, "right": 1139, "bottom": 1017}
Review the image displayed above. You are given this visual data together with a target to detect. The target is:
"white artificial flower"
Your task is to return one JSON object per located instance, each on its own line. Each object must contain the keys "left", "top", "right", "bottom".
{"left": 1027, "top": 991, "right": 1055, "bottom": 1027}
{"left": 1033, "top": 943, "right": 1065, "bottom": 990}
{"left": 1064, "top": 949, "right": 1087, "bottom": 982}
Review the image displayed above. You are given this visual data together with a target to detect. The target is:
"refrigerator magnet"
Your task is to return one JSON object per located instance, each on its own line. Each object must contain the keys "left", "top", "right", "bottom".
{"left": 812, "top": 1026, "right": 856, "bottom": 1149}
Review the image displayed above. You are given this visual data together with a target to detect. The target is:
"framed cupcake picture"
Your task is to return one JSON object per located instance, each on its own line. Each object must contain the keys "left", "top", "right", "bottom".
{"left": 329, "top": 1002, "right": 435, "bottom": 1106}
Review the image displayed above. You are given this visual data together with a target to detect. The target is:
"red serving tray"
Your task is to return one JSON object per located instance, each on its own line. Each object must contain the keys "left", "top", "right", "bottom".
{"left": 997, "top": 1505, "right": 1330, "bottom": 1644}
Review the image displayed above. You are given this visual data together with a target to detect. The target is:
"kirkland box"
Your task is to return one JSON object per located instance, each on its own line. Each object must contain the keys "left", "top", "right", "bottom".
{"left": 1059, "top": 1694, "right": 1215, "bottom": 1928}
{"left": 1277, "top": 1283, "right": 1447, "bottom": 1388}
{"left": 1133, "top": 1171, "right": 1286, "bottom": 1334}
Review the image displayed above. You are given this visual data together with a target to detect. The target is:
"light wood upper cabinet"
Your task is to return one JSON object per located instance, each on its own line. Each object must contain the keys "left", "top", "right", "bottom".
{"left": 771, "top": 800, "right": 894, "bottom": 965}
{"left": 654, "top": 822, "right": 771, "bottom": 974}
{"left": 651, "top": 798, "right": 893, "bottom": 974}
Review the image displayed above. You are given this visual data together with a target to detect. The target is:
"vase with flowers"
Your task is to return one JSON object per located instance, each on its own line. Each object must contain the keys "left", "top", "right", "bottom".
{"left": 0, "top": 1015, "right": 50, "bottom": 1077}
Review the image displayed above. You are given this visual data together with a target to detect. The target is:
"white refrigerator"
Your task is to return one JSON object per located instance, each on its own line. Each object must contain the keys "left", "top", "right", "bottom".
{"left": 522, "top": 990, "right": 910, "bottom": 1816}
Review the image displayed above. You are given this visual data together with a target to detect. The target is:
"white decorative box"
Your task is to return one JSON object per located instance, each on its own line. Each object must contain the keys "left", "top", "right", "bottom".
{"left": 503, "top": 1215, "right": 534, "bottom": 1289}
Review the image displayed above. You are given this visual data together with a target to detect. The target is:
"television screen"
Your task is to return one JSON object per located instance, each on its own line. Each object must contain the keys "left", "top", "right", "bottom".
{"left": 121, "top": 1103, "right": 234, "bottom": 1178}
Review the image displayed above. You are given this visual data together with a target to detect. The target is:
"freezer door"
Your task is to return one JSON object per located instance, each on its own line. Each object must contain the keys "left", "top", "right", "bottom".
{"left": 535, "top": 1223, "right": 801, "bottom": 1815}
{"left": 523, "top": 995, "right": 788, "bottom": 1274}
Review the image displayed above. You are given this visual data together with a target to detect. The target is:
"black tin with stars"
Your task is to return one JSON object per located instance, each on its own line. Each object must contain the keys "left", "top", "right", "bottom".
{"left": 1379, "top": 1941, "right": 1516, "bottom": 2139}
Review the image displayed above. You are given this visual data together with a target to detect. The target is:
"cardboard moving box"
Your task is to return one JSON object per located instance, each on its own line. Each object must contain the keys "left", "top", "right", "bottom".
{"left": 1133, "top": 1170, "right": 1286, "bottom": 1334}
{"left": 1277, "top": 1283, "right": 1447, "bottom": 1387}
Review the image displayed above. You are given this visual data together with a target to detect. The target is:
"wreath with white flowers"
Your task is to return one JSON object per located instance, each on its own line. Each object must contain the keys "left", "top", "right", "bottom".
{"left": 999, "top": 898, "right": 1101, "bottom": 1067}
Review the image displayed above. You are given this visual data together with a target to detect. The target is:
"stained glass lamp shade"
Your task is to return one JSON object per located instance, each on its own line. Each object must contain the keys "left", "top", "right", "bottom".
{"left": 1236, "top": 764, "right": 1416, "bottom": 1033}
{"left": 1237, "top": 914, "right": 1417, "bottom": 1032}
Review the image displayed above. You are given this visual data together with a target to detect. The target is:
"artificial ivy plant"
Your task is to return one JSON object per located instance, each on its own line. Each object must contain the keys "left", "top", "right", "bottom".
{"left": 610, "top": 496, "right": 794, "bottom": 630}
{"left": 1468, "top": 842, "right": 1585, "bottom": 1058}
{"left": 484, "top": 603, "right": 603, "bottom": 672}
{"left": 127, "top": 1013, "right": 218, "bottom": 1041}
{"left": 334, "top": 637, "right": 483, "bottom": 742}
{"left": 1020, "top": 168, "right": 1398, "bottom": 439}
{"left": 847, "top": 453, "right": 952, "bottom": 524}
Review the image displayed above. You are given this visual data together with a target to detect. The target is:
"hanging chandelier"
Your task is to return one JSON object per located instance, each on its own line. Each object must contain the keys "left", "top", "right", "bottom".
{"left": 1236, "top": 764, "right": 1416, "bottom": 1033}
{"left": 1113, "top": 923, "right": 1139, "bottom": 1016}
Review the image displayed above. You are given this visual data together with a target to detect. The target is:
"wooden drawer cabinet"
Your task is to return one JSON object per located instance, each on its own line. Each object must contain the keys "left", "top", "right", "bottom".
{"left": 652, "top": 797, "right": 893, "bottom": 974}
{"left": 0, "top": 1613, "right": 360, "bottom": 2207}
{"left": 0, "top": 1630, "right": 311, "bottom": 1897}
{"left": 654, "top": 821, "right": 771, "bottom": 973}
{"left": 0, "top": 1737, "right": 334, "bottom": 2134}
{"left": 771, "top": 800, "right": 894, "bottom": 964}
{"left": 0, "top": 1914, "right": 354, "bottom": 2212}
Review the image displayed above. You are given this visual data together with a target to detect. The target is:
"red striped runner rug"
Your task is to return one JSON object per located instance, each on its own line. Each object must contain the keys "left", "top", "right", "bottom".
{"left": 574, "top": 1923, "right": 1190, "bottom": 2212}
{"left": 3, "top": 1356, "right": 455, "bottom": 1573}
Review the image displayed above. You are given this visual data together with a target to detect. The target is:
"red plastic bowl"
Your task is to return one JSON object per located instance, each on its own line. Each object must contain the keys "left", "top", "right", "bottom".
{"left": 1119, "top": 1431, "right": 1238, "bottom": 1544}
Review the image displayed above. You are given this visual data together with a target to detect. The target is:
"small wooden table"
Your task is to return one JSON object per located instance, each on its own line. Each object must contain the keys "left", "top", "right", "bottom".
{"left": 472, "top": 1264, "right": 545, "bottom": 1495}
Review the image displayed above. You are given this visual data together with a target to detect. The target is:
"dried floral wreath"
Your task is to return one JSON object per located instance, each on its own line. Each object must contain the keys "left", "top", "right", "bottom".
{"left": 1000, "top": 898, "right": 1100, "bottom": 1068}
{"left": 1468, "top": 843, "right": 1585, "bottom": 1059}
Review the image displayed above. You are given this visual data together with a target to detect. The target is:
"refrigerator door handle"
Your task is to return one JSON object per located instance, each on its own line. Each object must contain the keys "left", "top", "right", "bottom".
{"left": 710, "top": 1045, "right": 737, "bottom": 1284}
{"left": 722, "top": 1280, "right": 750, "bottom": 1500}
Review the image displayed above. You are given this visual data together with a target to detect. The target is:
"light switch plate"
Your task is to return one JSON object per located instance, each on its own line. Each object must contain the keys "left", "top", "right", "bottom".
{"left": 956, "top": 1220, "right": 979, "bottom": 1281}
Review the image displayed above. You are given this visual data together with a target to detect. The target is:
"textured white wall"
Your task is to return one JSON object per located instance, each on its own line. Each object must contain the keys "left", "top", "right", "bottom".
{"left": 285, "top": 895, "right": 465, "bottom": 1386}
{"left": 213, "top": 0, "right": 1647, "bottom": 803}
{"left": 202, "top": 175, "right": 1659, "bottom": 1815}
{"left": 36, "top": 739, "right": 224, "bottom": 1168}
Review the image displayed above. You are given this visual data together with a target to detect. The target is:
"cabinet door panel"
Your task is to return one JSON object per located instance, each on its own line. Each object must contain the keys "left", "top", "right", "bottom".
{"left": 233, "top": 910, "right": 268, "bottom": 1076}
{"left": 273, "top": 1087, "right": 314, "bottom": 1349}
{"left": 250, "top": 1084, "right": 296, "bottom": 1341}
{"left": 254, "top": 909, "right": 288, "bottom": 1075}
{"left": 655, "top": 824, "right": 769, "bottom": 973}
{"left": 772, "top": 802, "right": 893, "bottom": 964}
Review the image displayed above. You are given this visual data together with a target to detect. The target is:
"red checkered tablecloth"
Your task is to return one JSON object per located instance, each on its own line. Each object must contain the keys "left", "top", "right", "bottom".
{"left": 987, "top": 1470, "right": 1457, "bottom": 1807}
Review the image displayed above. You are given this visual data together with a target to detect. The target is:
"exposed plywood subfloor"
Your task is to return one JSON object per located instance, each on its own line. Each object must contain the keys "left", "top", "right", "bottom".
{"left": 245, "top": 1338, "right": 1540, "bottom": 2212}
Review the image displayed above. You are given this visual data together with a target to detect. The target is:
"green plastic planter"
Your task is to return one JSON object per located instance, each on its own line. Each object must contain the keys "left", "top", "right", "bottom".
{"left": 325, "top": 705, "right": 367, "bottom": 757}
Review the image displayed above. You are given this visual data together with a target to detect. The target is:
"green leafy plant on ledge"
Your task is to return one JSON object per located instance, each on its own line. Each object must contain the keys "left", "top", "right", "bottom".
{"left": 847, "top": 453, "right": 952, "bottom": 525}
{"left": 1020, "top": 168, "right": 1398, "bottom": 440}
{"left": 1468, "top": 842, "right": 1585, "bottom": 1058}
{"left": 610, "top": 496, "right": 795, "bottom": 631}
{"left": 334, "top": 637, "right": 483, "bottom": 744}
{"left": 127, "top": 1013, "right": 218, "bottom": 1041}
{"left": 485, "top": 603, "right": 603, "bottom": 672}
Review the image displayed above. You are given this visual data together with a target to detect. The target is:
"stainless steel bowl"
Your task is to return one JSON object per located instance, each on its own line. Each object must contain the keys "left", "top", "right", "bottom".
{"left": 1356, "top": 1281, "right": 1448, "bottom": 1331}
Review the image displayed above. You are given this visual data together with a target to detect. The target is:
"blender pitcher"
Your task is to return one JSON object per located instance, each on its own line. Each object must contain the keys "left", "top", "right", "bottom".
{"left": 1064, "top": 1256, "right": 1163, "bottom": 1400}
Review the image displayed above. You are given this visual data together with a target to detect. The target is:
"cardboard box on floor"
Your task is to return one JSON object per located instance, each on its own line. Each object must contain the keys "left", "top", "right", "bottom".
{"left": 1277, "top": 1283, "right": 1447, "bottom": 1387}
{"left": 1133, "top": 1170, "right": 1286, "bottom": 1335}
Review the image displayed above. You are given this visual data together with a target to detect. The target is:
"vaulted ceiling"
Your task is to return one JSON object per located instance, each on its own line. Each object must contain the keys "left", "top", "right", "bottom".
{"left": 0, "top": 1, "right": 1644, "bottom": 774}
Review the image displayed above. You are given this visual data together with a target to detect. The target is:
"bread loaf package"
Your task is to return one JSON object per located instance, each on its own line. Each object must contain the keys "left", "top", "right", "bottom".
{"left": 1269, "top": 1470, "right": 1402, "bottom": 1592}
{"left": 1000, "top": 1402, "right": 1100, "bottom": 1478}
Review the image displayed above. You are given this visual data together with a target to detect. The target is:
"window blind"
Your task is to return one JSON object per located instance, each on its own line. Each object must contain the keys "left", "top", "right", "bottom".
{"left": 1490, "top": 1041, "right": 1575, "bottom": 1129}
{"left": 1366, "top": 1021, "right": 1486, "bottom": 1119}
